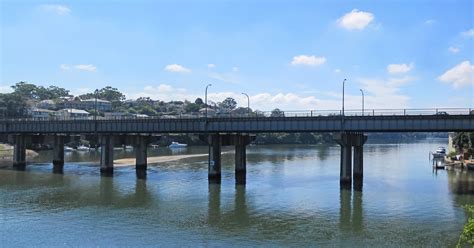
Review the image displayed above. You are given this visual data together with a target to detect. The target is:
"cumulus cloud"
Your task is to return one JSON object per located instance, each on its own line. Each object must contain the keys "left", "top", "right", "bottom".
{"left": 164, "top": 64, "right": 191, "bottom": 73}
{"left": 40, "top": 4, "right": 71, "bottom": 15}
{"left": 337, "top": 9, "right": 374, "bottom": 30}
{"left": 461, "top": 28, "right": 474, "bottom": 37}
{"left": 291, "top": 55, "right": 326, "bottom": 66}
{"left": 438, "top": 61, "right": 474, "bottom": 88}
{"left": 0, "top": 86, "right": 13, "bottom": 93}
{"left": 60, "top": 64, "right": 70, "bottom": 70}
{"left": 74, "top": 64, "right": 97, "bottom": 72}
{"left": 387, "top": 63, "right": 414, "bottom": 74}
{"left": 449, "top": 46, "right": 460, "bottom": 54}
{"left": 357, "top": 77, "right": 412, "bottom": 109}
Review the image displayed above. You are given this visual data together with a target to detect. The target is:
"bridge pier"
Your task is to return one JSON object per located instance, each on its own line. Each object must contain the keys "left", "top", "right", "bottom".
{"left": 13, "top": 135, "right": 26, "bottom": 169}
{"left": 334, "top": 133, "right": 367, "bottom": 189}
{"left": 135, "top": 135, "right": 148, "bottom": 179}
{"left": 52, "top": 135, "right": 65, "bottom": 173}
{"left": 208, "top": 134, "right": 222, "bottom": 183}
{"left": 100, "top": 135, "right": 114, "bottom": 176}
{"left": 235, "top": 135, "right": 252, "bottom": 185}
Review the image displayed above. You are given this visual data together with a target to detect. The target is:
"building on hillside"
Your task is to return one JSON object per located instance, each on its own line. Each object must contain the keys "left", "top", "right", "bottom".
{"left": 58, "top": 109, "right": 90, "bottom": 119}
{"left": 29, "top": 108, "right": 56, "bottom": 119}
{"left": 36, "top": 100, "right": 56, "bottom": 110}
{"left": 58, "top": 99, "right": 112, "bottom": 112}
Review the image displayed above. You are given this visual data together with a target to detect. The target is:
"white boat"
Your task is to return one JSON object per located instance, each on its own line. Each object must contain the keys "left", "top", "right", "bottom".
{"left": 64, "top": 146, "right": 74, "bottom": 152}
{"left": 124, "top": 145, "right": 134, "bottom": 150}
{"left": 169, "top": 142, "right": 188, "bottom": 148}
{"left": 432, "top": 146, "right": 446, "bottom": 159}
{"left": 76, "top": 145, "right": 90, "bottom": 151}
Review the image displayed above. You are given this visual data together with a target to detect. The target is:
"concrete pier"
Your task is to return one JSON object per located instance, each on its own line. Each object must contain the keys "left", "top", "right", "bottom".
{"left": 235, "top": 135, "right": 247, "bottom": 184}
{"left": 100, "top": 135, "right": 114, "bottom": 175}
{"left": 52, "top": 135, "right": 65, "bottom": 173}
{"left": 208, "top": 134, "right": 222, "bottom": 183}
{"left": 13, "top": 135, "right": 26, "bottom": 169}
{"left": 334, "top": 132, "right": 367, "bottom": 189}
{"left": 135, "top": 136, "right": 148, "bottom": 170}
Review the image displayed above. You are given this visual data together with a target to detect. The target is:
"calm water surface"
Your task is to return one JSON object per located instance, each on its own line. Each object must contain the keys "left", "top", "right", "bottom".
{"left": 1, "top": 141, "right": 473, "bottom": 247}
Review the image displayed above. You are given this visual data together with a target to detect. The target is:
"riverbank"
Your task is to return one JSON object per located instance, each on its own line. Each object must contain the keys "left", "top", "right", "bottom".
{"left": 114, "top": 153, "right": 209, "bottom": 167}
{"left": 0, "top": 143, "right": 38, "bottom": 160}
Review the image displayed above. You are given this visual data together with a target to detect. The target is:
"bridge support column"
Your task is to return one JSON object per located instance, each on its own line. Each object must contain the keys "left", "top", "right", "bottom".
{"left": 235, "top": 135, "right": 247, "bottom": 185}
{"left": 52, "top": 135, "right": 65, "bottom": 173}
{"left": 135, "top": 135, "right": 148, "bottom": 179}
{"left": 334, "top": 133, "right": 367, "bottom": 189}
{"left": 208, "top": 134, "right": 221, "bottom": 183}
{"left": 100, "top": 135, "right": 114, "bottom": 176}
{"left": 13, "top": 135, "right": 26, "bottom": 169}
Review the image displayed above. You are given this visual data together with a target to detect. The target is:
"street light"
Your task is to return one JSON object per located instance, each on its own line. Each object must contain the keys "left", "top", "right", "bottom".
{"left": 94, "top": 89, "right": 99, "bottom": 121}
{"left": 359, "top": 89, "right": 365, "bottom": 116}
{"left": 205, "top": 84, "right": 212, "bottom": 118}
{"left": 341, "top": 79, "right": 347, "bottom": 131}
{"left": 241, "top": 92, "right": 250, "bottom": 117}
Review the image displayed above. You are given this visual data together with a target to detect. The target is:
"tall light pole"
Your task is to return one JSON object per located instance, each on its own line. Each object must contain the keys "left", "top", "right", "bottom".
{"left": 241, "top": 92, "right": 250, "bottom": 117}
{"left": 359, "top": 89, "right": 365, "bottom": 116}
{"left": 342, "top": 79, "right": 347, "bottom": 131}
{"left": 205, "top": 84, "right": 212, "bottom": 118}
{"left": 94, "top": 89, "right": 99, "bottom": 121}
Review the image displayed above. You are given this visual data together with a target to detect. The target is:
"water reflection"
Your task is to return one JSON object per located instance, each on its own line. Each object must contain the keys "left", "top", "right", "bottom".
{"left": 339, "top": 189, "right": 364, "bottom": 234}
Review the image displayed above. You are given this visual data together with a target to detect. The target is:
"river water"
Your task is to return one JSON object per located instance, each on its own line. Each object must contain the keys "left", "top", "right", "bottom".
{"left": 1, "top": 141, "right": 473, "bottom": 247}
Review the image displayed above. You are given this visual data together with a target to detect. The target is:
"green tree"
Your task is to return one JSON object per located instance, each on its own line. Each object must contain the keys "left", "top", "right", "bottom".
{"left": 185, "top": 102, "right": 200, "bottom": 113}
{"left": 0, "top": 93, "right": 28, "bottom": 117}
{"left": 194, "top": 98, "right": 204, "bottom": 105}
{"left": 11, "top": 82, "right": 38, "bottom": 99}
{"left": 271, "top": 108, "right": 285, "bottom": 117}
{"left": 219, "top": 97, "right": 237, "bottom": 111}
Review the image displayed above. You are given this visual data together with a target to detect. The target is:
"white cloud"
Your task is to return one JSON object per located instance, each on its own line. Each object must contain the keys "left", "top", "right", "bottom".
{"left": 461, "top": 28, "right": 474, "bottom": 37}
{"left": 207, "top": 64, "right": 216, "bottom": 69}
{"left": 74, "top": 64, "right": 97, "bottom": 72}
{"left": 164, "top": 64, "right": 191, "bottom": 73}
{"left": 448, "top": 46, "right": 460, "bottom": 54}
{"left": 232, "top": 67, "right": 239, "bottom": 72}
{"left": 40, "top": 4, "right": 71, "bottom": 15}
{"left": 334, "top": 69, "right": 341, "bottom": 73}
{"left": 438, "top": 61, "right": 474, "bottom": 88}
{"left": 0, "top": 86, "right": 13, "bottom": 93}
{"left": 60, "top": 64, "right": 70, "bottom": 70}
{"left": 387, "top": 63, "right": 414, "bottom": 74}
{"left": 424, "top": 19, "right": 436, "bottom": 25}
{"left": 337, "top": 9, "right": 374, "bottom": 30}
{"left": 291, "top": 55, "right": 326, "bottom": 66}
{"left": 357, "top": 77, "right": 412, "bottom": 109}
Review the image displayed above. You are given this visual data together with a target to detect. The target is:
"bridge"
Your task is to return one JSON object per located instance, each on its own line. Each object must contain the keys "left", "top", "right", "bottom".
{"left": 1, "top": 108, "right": 473, "bottom": 188}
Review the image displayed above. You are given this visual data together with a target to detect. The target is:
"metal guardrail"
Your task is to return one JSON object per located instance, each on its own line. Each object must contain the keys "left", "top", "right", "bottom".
{"left": 0, "top": 108, "right": 472, "bottom": 122}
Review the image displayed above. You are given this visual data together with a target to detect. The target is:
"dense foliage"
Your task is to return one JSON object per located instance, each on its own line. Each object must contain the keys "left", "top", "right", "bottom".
{"left": 458, "top": 205, "right": 474, "bottom": 247}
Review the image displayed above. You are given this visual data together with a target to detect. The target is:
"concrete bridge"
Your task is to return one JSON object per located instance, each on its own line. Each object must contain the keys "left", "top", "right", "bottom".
{"left": 1, "top": 108, "right": 473, "bottom": 188}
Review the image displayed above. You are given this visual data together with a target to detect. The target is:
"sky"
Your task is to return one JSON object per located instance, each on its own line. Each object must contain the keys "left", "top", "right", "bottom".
{"left": 1, "top": 0, "right": 473, "bottom": 111}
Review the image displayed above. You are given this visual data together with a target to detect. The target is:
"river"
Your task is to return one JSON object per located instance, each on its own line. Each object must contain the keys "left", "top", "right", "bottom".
{"left": 1, "top": 141, "right": 473, "bottom": 247}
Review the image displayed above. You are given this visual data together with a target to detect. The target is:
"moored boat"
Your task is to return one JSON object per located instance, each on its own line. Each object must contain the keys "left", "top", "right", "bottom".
{"left": 64, "top": 146, "right": 74, "bottom": 152}
{"left": 76, "top": 145, "right": 90, "bottom": 151}
{"left": 169, "top": 142, "right": 187, "bottom": 148}
{"left": 432, "top": 146, "right": 446, "bottom": 159}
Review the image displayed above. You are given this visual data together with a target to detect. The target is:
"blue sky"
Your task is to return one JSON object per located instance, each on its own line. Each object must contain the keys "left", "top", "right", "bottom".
{"left": 1, "top": 0, "right": 473, "bottom": 110}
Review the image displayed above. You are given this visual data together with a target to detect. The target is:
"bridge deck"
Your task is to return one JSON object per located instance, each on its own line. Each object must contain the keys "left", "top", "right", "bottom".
{"left": 1, "top": 114, "right": 473, "bottom": 134}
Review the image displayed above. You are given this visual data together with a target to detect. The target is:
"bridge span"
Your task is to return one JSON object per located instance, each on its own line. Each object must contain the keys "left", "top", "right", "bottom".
{"left": 1, "top": 108, "right": 473, "bottom": 189}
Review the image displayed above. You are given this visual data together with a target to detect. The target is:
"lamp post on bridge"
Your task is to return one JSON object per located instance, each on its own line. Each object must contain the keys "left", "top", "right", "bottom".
{"left": 205, "top": 84, "right": 212, "bottom": 118}
{"left": 359, "top": 89, "right": 364, "bottom": 116}
{"left": 241, "top": 92, "right": 250, "bottom": 117}
{"left": 94, "top": 89, "right": 99, "bottom": 121}
{"left": 342, "top": 79, "right": 347, "bottom": 131}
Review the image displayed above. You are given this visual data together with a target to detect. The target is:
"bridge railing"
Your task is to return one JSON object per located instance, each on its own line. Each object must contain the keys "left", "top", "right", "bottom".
{"left": 0, "top": 108, "right": 472, "bottom": 121}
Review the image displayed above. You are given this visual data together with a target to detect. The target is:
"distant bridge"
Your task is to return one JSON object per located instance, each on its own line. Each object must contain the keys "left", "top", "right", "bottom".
{"left": 1, "top": 108, "right": 473, "bottom": 189}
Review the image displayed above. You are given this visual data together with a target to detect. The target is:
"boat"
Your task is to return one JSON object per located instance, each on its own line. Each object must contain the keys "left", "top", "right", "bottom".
{"left": 64, "top": 146, "right": 74, "bottom": 152}
{"left": 124, "top": 145, "right": 134, "bottom": 150}
{"left": 433, "top": 160, "right": 445, "bottom": 169}
{"left": 76, "top": 145, "right": 90, "bottom": 151}
{"left": 169, "top": 142, "right": 188, "bottom": 148}
{"left": 432, "top": 146, "right": 446, "bottom": 159}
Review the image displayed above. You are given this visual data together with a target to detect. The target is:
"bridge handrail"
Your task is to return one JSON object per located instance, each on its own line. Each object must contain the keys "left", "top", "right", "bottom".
{"left": 0, "top": 108, "right": 472, "bottom": 122}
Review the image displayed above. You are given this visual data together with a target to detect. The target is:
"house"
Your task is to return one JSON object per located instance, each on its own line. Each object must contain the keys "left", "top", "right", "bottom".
{"left": 58, "top": 109, "right": 90, "bottom": 119}
{"left": 36, "top": 100, "right": 56, "bottom": 110}
{"left": 29, "top": 108, "right": 56, "bottom": 119}
{"left": 58, "top": 98, "right": 112, "bottom": 112}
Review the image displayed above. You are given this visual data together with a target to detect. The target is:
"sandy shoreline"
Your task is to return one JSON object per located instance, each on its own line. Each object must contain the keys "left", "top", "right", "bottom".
{"left": 114, "top": 153, "right": 209, "bottom": 167}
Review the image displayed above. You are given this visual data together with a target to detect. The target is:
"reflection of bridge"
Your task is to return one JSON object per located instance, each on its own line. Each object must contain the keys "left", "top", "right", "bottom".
{"left": 1, "top": 108, "right": 473, "bottom": 189}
